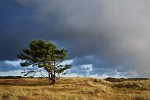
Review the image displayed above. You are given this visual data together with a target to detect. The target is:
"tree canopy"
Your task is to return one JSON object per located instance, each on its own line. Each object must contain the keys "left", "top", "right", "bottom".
{"left": 17, "top": 39, "right": 71, "bottom": 84}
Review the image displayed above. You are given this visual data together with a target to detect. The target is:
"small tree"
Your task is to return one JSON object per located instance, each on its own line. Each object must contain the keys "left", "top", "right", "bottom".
{"left": 17, "top": 39, "right": 71, "bottom": 84}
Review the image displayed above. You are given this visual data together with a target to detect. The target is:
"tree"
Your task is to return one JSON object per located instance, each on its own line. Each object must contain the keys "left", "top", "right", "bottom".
{"left": 17, "top": 39, "right": 71, "bottom": 84}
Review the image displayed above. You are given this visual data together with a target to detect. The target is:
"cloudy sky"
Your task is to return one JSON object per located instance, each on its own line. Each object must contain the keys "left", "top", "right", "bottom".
{"left": 0, "top": 0, "right": 150, "bottom": 78}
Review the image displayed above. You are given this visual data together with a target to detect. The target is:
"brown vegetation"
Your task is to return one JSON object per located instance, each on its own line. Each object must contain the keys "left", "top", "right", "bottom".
{"left": 0, "top": 77, "right": 150, "bottom": 100}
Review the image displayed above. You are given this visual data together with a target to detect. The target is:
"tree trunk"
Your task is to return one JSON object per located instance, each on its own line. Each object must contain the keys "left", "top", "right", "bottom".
{"left": 48, "top": 72, "right": 53, "bottom": 80}
{"left": 50, "top": 73, "right": 56, "bottom": 84}
{"left": 50, "top": 72, "right": 53, "bottom": 80}
{"left": 48, "top": 72, "right": 51, "bottom": 80}
{"left": 48, "top": 62, "right": 53, "bottom": 80}
{"left": 52, "top": 78, "right": 56, "bottom": 84}
{"left": 51, "top": 61, "right": 56, "bottom": 84}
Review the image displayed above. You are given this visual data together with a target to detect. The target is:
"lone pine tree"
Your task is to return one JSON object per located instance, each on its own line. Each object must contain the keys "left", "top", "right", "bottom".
{"left": 17, "top": 39, "right": 71, "bottom": 84}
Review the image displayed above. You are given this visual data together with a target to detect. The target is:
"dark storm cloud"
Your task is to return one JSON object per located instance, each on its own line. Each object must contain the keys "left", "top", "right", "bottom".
{"left": 0, "top": 0, "right": 43, "bottom": 60}
{"left": 1, "top": 0, "right": 150, "bottom": 77}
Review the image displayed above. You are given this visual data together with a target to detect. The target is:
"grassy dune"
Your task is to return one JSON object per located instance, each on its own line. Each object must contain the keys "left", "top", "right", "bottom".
{"left": 0, "top": 77, "right": 150, "bottom": 100}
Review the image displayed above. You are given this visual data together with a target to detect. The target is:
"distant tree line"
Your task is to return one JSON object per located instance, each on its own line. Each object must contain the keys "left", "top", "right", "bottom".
{"left": 104, "top": 77, "right": 149, "bottom": 82}
{"left": 0, "top": 76, "right": 49, "bottom": 79}
{"left": 0, "top": 76, "right": 23, "bottom": 79}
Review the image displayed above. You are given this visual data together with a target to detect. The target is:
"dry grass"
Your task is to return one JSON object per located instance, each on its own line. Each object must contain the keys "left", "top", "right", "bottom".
{"left": 0, "top": 77, "right": 150, "bottom": 100}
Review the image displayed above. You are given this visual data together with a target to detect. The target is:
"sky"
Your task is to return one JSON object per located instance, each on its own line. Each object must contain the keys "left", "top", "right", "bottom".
{"left": 0, "top": 0, "right": 150, "bottom": 78}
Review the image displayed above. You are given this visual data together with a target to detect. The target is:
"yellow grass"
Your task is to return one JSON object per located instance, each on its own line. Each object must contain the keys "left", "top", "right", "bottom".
{"left": 0, "top": 77, "right": 150, "bottom": 100}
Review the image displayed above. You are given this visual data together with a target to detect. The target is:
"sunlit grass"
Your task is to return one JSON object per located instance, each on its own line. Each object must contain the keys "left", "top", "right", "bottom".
{"left": 0, "top": 77, "right": 150, "bottom": 100}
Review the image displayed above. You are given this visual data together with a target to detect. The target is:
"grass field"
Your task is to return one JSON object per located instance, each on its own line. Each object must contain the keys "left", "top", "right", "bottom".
{"left": 0, "top": 77, "right": 150, "bottom": 100}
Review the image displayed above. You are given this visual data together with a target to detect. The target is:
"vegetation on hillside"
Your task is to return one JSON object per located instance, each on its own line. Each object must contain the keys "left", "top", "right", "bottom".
{"left": 0, "top": 77, "right": 150, "bottom": 100}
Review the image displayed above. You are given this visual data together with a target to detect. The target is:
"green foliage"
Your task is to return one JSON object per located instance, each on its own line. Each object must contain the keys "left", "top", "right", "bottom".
{"left": 17, "top": 39, "right": 71, "bottom": 83}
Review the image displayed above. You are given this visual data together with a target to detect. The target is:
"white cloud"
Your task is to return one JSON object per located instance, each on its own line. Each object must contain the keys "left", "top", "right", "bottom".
{"left": 80, "top": 64, "right": 93, "bottom": 75}
{"left": 4, "top": 60, "right": 21, "bottom": 67}
{"left": 64, "top": 73, "right": 83, "bottom": 77}
{"left": 60, "top": 59, "right": 74, "bottom": 65}
{"left": 0, "top": 70, "right": 23, "bottom": 76}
